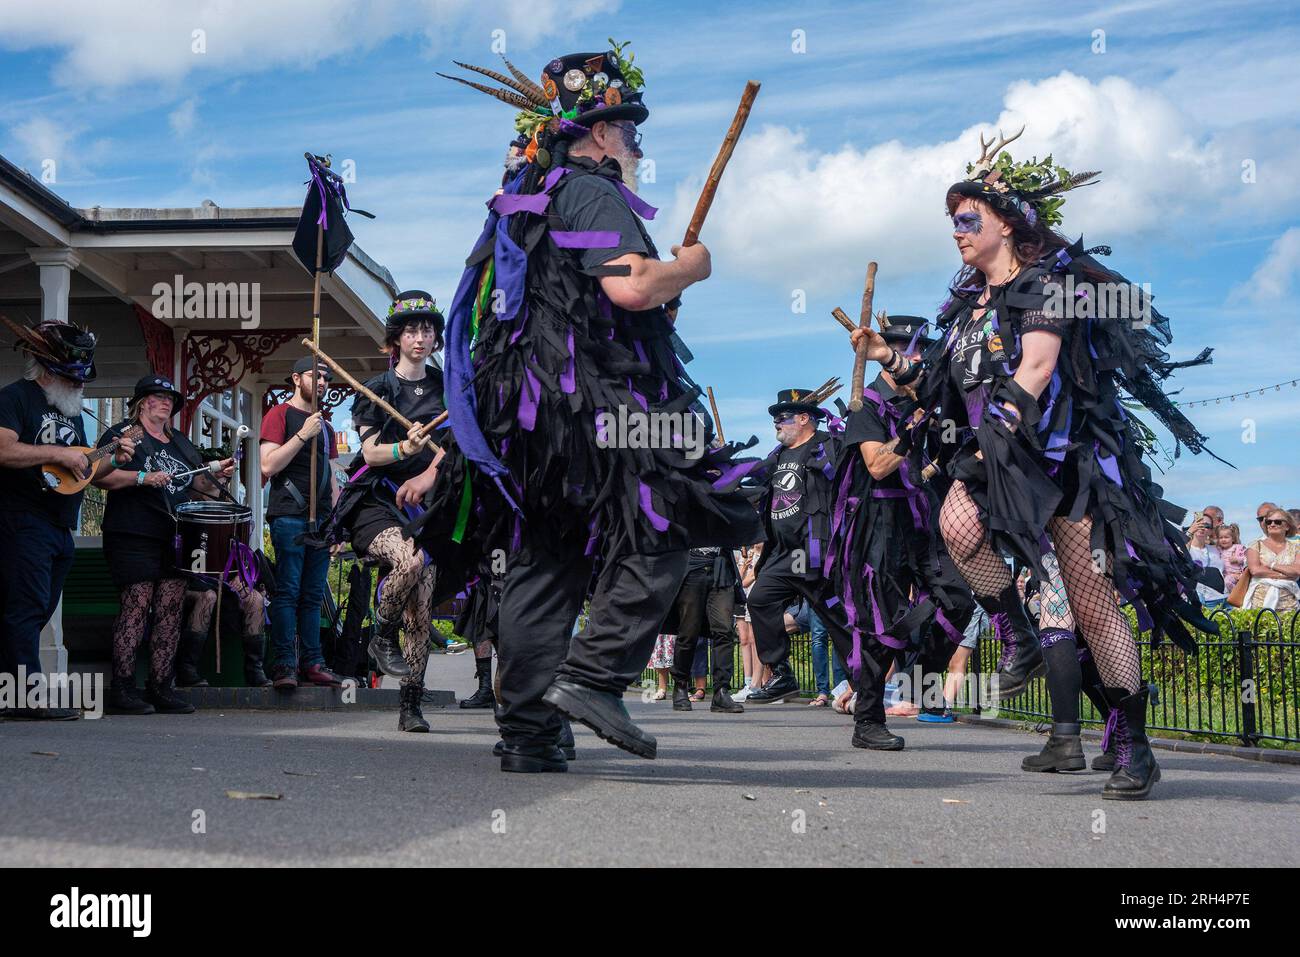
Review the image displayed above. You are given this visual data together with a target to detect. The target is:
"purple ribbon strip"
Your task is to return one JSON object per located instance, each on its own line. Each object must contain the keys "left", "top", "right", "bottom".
{"left": 551, "top": 230, "right": 620, "bottom": 249}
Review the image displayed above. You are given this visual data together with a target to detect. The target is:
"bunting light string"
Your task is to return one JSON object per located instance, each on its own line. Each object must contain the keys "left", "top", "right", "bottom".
{"left": 1173, "top": 378, "right": 1299, "bottom": 409}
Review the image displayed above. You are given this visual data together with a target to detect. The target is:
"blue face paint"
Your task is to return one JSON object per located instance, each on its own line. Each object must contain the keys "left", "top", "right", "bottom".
{"left": 953, "top": 212, "right": 984, "bottom": 234}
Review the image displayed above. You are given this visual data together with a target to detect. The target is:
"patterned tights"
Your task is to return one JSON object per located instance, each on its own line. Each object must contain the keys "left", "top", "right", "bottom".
{"left": 367, "top": 526, "right": 436, "bottom": 689}
{"left": 112, "top": 578, "right": 187, "bottom": 682}
{"left": 939, "top": 480, "right": 1140, "bottom": 693}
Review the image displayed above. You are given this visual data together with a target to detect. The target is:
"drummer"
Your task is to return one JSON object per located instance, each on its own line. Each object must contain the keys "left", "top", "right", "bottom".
{"left": 93, "top": 373, "right": 233, "bottom": 715}
{"left": 332, "top": 290, "right": 445, "bottom": 733}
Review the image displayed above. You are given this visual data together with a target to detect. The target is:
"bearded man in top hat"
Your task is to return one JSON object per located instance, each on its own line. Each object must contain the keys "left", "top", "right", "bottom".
{"left": 827, "top": 317, "right": 976, "bottom": 741}
{"left": 0, "top": 320, "right": 137, "bottom": 719}
{"left": 416, "top": 43, "right": 762, "bottom": 771}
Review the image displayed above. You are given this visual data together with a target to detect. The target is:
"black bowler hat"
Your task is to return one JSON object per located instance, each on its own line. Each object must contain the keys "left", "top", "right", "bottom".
{"left": 879, "top": 315, "right": 934, "bottom": 349}
{"left": 768, "top": 388, "right": 827, "bottom": 420}
{"left": 129, "top": 373, "right": 183, "bottom": 414}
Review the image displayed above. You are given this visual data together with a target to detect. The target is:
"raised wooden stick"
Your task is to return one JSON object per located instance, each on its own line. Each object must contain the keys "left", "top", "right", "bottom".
{"left": 831, "top": 307, "right": 855, "bottom": 332}
{"left": 849, "top": 262, "right": 878, "bottom": 411}
{"left": 309, "top": 223, "right": 324, "bottom": 524}
{"left": 706, "top": 386, "right": 725, "bottom": 444}
{"left": 300, "top": 337, "right": 447, "bottom": 446}
{"left": 668, "top": 80, "right": 761, "bottom": 322}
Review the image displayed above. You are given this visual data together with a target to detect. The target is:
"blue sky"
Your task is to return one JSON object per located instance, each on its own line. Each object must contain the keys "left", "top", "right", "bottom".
{"left": 2, "top": 0, "right": 1298, "bottom": 528}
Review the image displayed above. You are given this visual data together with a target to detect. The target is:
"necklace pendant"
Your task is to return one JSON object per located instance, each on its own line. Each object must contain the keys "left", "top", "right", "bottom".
{"left": 413, "top": 386, "right": 424, "bottom": 396}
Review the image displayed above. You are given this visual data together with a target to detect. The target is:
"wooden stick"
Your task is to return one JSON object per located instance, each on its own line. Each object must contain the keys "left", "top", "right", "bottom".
{"left": 682, "top": 81, "right": 761, "bottom": 248}
{"left": 299, "top": 337, "right": 447, "bottom": 446}
{"left": 667, "top": 80, "right": 761, "bottom": 322}
{"left": 706, "top": 386, "right": 725, "bottom": 444}
{"left": 831, "top": 307, "right": 855, "bottom": 332}
{"left": 309, "top": 223, "right": 324, "bottom": 525}
{"left": 849, "top": 262, "right": 878, "bottom": 412}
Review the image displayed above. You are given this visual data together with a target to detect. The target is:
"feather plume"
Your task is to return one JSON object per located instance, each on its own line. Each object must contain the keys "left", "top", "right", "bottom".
{"left": 436, "top": 73, "right": 539, "bottom": 111}
{"left": 451, "top": 61, "right": 548, "bottom": 106}
{"left": 501, "top": 56, "right": 547, "bottom": 103}
{"left": 807, "top": 376, "right": 843, "bottom": 406}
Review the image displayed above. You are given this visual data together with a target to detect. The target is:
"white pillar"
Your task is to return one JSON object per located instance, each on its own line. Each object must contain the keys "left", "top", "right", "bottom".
{"left": 27, "top": 248, "right": 81, "bottom": 325}
{"left": 28, "top": 248, "right": 79, "bottom": 674}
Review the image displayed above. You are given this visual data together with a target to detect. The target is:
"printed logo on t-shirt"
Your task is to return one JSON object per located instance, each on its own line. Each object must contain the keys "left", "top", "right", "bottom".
{"left": 952, "top": 312, "right": 1006, "bottom": 389}
{"left": 145, "top": 446, "right": 195, "bottom": 496}
{"left": 36, "top": 412, "right": 80, "bottom": 447}
{"left": 771, "top": 462, "right": 804, "bottom": 520}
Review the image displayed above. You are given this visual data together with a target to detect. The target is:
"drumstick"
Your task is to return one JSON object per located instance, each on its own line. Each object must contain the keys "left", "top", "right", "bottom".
{"left": 299, "top": 337, "right": 447, "bottom": 445}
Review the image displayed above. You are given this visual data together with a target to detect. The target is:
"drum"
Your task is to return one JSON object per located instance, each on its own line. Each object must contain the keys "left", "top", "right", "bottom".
{"left": 175, "top": 500, "right": 253, "bottom": 577}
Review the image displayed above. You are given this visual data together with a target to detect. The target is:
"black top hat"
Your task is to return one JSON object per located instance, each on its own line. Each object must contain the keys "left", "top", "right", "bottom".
{"left": 4, "top": 318, "right": 97, "bottom": 383}
{"left": 768, "top": 389, "right": 828, "bottom": 419}
{"left": 385, "top": 290, "right": 445, "bottom": 344}
{"left": 878, "top": 315, "right": 934, "bottom": 349}
{"left": 130, "top": 373, "right": 183, "bottom": 414}
{"left": 539, "top": 50, "right": 648, "bottom": 129}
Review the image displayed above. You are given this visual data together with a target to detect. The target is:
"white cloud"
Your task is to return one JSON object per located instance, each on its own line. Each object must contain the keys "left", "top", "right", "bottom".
{"left": 8, "top": 116, "right": 76, "bottom": 164}
{"left": 169, "top": 98, "right": 197, "bottom": 136}
{"left": 0, "top": 0, "right": 618, "bottom": 89}
{"left": 664, "top": 71, "right": 1296, "bottom": 292}
{"left": 1232, "top": 227, "right": 1300, "bottom": 304}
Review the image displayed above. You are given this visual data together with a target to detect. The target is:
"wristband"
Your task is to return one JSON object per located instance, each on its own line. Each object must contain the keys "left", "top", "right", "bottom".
{"left": 392, "top": 442, "right": 402, "bottom": 461}
{"left": 136, "top": 470, "right": 146, "bottom": 487}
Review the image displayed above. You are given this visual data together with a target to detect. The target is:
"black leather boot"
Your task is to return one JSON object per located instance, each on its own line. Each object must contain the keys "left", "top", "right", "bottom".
{"left": 745, "top": 661, "right": 801, "bottom": 704}
{"left": 978, "top": 585, "right": 1045, "bottom": 700}
{"left": 1101, "top": 686, "right": 1160, "bottom": 800}
{"left": 459, "top": 655, "right": 495, "bottom": 709}
{"left": 672, "top": 683, "right": 693, "bottom": 711}
{"left": 398, "top": 682, "right": 429, "bottom": 733}
{"left": 243, "top": 632, "right": 272, "bottom": 687}
{"left": 851, "top": 720, "right": 905, "bottom": 751}
{"left": 175, "top": 629, "right": 209, "bottom": 687}
{"left": 1021, "top": 722, "right": 1086, "bottom": 771}
{"left": 542, "top": 678, "right": 656, "bottom": 759}
{"left": 557, "top": 715, "right": 576, "bottom": 761}
{"left": 711, "top": 685, "right": 744, "bottom": 713}
{"left": 499, "top": 742, "right": 567, "bottom": 773}
{"left": 106, "top": 677, "right": 155, "bottom": 715}
{"left": 145, "top": 677, "right": 196, "bottom": 714}
{"left": 368, "top": 611, "right": 410, "bottom": 679}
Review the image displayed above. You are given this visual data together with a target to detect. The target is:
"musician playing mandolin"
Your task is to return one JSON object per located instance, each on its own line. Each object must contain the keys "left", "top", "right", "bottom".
{"left": 0, "top": 319, "right": 136, "bottom": 720}
{"left": 92, "top": 373, "right": 234, "bottom": 716}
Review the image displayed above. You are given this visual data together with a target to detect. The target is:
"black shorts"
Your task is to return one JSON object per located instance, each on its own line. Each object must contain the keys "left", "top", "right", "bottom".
{"left": 104, "top": 532, "right": 184, "bottom": 590}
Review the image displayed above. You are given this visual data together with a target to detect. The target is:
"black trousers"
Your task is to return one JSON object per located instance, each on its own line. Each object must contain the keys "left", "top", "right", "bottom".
{"left": 747, "top": 557, "right": 894, "bottom": 724}
{"left": 0, "top": 510, "right": 75, "bottom": 680}
{"left": 669, "top": 566, "right": 735, "bottom": 689}
{"left": 496, "top": 534, "right": 687, "bottom": 745}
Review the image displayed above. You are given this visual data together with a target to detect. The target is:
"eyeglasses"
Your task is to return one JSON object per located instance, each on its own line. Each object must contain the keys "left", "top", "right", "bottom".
{"left": 613, "top": 122, "right": 642, "bottom": 151}
{"left": 1258, "top": 515, "right": 1272, "bottom": 523}
{"left": 1265, "top": 519, "right": 1287, "bottom": 526}
{"left": 773, "top": 414, "right": 797, "bottom": 425}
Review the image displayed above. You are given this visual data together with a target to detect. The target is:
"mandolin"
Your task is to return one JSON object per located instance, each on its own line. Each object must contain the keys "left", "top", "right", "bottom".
{"left": 41, "top": 424, "right": 145, "bottom": 495}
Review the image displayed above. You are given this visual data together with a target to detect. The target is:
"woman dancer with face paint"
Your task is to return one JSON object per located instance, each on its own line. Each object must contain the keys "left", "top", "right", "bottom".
{"left": 850, "top": 129, "right": 1222, "bottom": 800}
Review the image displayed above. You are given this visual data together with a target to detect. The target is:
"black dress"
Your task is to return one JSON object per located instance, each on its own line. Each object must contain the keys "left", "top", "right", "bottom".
{"left": 906, "top": 239, "right": 1218, "bottom": 649}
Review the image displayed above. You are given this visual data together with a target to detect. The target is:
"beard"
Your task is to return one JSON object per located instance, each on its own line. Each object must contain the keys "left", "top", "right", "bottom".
{"left": 611, "top": 143, "right": 640, "bottom": 193}
{"left": 39, "top": 376, "right": 85, "bottom": 418}
{"left": 775, "top": 426, "right": 798, "bottom": 448}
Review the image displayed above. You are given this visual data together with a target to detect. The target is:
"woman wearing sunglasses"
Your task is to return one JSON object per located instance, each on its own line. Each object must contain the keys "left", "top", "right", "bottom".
{"left": 1244, "top": 510, "right": 1300, "bottom": 611}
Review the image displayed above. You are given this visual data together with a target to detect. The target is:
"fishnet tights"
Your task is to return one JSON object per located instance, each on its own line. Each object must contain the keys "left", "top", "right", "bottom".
{"left": 112, "top": 578, "right": 187, "bottom": 681}
{"left": 940, "top": 480, "right": 1140, "bottom": 693}
{"left": 367, "top": 526, "right": 436, "bottom": 688}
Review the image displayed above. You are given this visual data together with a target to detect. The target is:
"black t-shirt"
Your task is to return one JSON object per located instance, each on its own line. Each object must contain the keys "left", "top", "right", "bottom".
{"left": 352, "top": 367, "right": 446, "bottom": 485}
{"left": 261, "top": 402, "right": 337, "bottom": 519}
{"left": 97, "top": 423, "right": 203, "bottom": 540}
{"left": 844, "top": 376, "right": 906, "bottom": 492}
{"left": 550, "top": 165, "right": 654, "bottom": 273}
{"left": 769, "top": 445, "right": 808, "bottom": 551}
{"left": 948, "top": 308, "right": 1007, "bottom": 395}
{"left": 0, "top": 379, "right": 87, "bottom": 528}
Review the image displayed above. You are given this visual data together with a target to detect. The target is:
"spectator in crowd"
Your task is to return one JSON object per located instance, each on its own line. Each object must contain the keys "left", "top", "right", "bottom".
{"left": 1203, "top": 505, "right": 1224, "bottom": 529}
{"left": 1245, "top": 509, "right": 1300, "bottom": 611}
{"left": 1217, "top": 524, "right": 1248, "bottom": 597}
{"left": 647, "top": 633, "right": 674, "bottom": 701}
{"left": 690, "top": 640, "right": 709, "bottom": 702}
{"left": 1289, "top": 509, "right": 1300, "bottom": 544}
{"left": 732, "top": 544, "right": 763, "bottom": 701}
{"left": 808, "top": 607, "right": 849, "bottom": 708}
{"left": 1187, "top": 516, "right": 1226, "bottom": 608}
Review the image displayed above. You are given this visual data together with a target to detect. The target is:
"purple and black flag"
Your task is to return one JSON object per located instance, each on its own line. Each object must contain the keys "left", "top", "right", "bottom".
{"left": 292, "top": 152, "right": 374, "bottom": 275}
